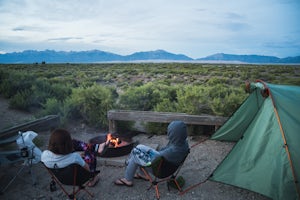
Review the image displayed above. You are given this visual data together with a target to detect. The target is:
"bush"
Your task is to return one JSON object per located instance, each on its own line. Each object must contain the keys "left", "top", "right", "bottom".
{"left": 0, "top": 71, "right": 35, "bottom": 98}
{"left": 207, "top": 84, "right": 247, "bottom": 116}
{"left": 9, "top": 89, "right": 33, "bottom": 111}
{"left": 39, "top": 98, "right": 62, "bottom": 116}
{"left": 68, "top": 84, "right": 114, "bottom": 127}
{"left": 176, "top": 85, "right": 213, "bottom": 115}
{"left": 118, "top": 82, "right": 177, "bottom": 111}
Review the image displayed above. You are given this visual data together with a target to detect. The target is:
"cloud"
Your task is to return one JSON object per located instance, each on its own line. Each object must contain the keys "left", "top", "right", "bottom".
{"left": 47, "top": 37, "right": 83, "bottom": 42}
{"left": 0, "top": 0, "right": 299, "bottom": 58}
{"left": 12, "top": 26, "right": 44, "bottom": 32}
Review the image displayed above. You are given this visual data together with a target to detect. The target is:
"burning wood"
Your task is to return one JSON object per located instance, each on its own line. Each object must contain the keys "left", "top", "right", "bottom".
{"left": 106, "top": 133, "right": 122, "bottom": 148}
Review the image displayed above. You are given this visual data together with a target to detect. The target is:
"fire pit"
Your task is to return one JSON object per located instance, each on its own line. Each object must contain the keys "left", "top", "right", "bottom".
{"left": 89, "top": 133, "right": 135, "bottom": 158}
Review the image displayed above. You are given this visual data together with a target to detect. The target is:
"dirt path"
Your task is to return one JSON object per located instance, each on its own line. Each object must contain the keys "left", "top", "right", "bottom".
{"left": 0, "top": 97, "right": 270, "bottom": 200}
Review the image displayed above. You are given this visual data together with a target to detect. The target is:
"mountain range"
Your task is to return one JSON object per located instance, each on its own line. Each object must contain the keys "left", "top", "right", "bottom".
{"left": 0, "top": 49, "right": 299, "bottom": 64}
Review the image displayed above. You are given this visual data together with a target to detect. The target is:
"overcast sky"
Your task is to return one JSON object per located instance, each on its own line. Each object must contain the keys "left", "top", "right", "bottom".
{"left": 0, "top": 0, "right": 299, "bottom": 58}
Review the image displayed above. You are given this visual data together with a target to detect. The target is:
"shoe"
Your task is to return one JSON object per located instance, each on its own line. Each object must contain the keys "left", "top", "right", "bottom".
{"left": 114, "top": 178, "right": 133, "bottom": 187}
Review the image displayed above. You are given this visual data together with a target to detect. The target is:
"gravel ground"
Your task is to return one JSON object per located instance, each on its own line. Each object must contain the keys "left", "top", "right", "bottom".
{"left": 0, "top": 96, "right": 270, "bottom": 200}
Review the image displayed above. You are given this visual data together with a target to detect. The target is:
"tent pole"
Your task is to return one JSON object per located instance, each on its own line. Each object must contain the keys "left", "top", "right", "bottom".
{"left": 259, "top": 80, "right": 300, "bottom": 198}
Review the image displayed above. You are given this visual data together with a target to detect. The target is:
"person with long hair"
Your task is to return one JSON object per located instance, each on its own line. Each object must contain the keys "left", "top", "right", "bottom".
{"left": 41, "top": 128, "right": 108, "bottom": 187}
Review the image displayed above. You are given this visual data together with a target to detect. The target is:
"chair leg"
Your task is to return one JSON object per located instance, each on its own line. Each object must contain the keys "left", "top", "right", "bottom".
{"left": 0, "top": 164, "right": 26, "bottom": 193}
{"left": 174, "top": 179, "right": 182, "bottom": 192}
{"left": 154, "top": 184, "right": 160, "bottom": 199}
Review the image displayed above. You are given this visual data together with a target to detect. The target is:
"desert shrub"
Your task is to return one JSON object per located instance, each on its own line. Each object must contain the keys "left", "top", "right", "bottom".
{"left": 206, "top": 77, "right": 229, "bottom": 86}
{"left": 30, "top": 78, "right": 53, "bottom": 107}
{"left": 176, "top": 85, "right": 213, "bottom": 115}
{"left": 9, "top": 89, "right": 33, "bottom": 110}
{"left": 39, "top": 98, "right": 62, "bottom": 116}
{"left": 154, "top": 98, "right": 178, "bottom": 113}
{"left": 118, "top": 82, "right": 175, "bottom": 111}
{"left": 68, "top": 84, "right": 114, "bottom": 127}
{"left": 0, "top": 71, "right": 35, "bottom": 98}
{"left": 207, "top": 84, "right": 247, "bottom": 116}
{"left": 50, "top": 83, "right": 72, "bottom": 101}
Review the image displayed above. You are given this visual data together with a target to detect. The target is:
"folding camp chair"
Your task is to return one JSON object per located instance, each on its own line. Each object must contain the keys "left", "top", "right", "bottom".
{"left": 0, "top": 131, "right": 36, "bottom": 194}
{"left": 140, "top": 150, "right": 190, "bottom": 199}
{"left": 43, "top": 163, "right": 99, "bottom": 199}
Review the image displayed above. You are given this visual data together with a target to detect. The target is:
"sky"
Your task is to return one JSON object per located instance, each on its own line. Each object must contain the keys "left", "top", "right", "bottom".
{"left": 0, "top": 0, "right": 299, "bottom": 59}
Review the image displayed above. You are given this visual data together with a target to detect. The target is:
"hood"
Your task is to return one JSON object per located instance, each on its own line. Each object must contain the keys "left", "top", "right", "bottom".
{"left": 167, "top": 121, "right": 187, "bottom": 146}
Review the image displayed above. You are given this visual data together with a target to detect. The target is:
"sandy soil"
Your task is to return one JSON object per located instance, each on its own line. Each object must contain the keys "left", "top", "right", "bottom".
{"left": 0, "top": 96, "right": 270, "bottom": 200}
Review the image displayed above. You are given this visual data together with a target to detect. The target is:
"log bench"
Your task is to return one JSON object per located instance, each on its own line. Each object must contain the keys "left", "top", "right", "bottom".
{"left": 107, "top": 110, "right": 227, "bottom": 133}
{"left": 0, "top": 115, "right": 60, "bottom": 141}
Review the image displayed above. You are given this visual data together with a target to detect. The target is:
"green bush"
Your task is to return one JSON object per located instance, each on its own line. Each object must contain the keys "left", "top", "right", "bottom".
{"left": 38, "top": 98, "right": 62, "bottom": 117}
{"left": 176, "top": 85, "right": 213, "bottom": 115}
{"left": 0, "top": 71, "right": 35, "bottom": 98}
{"left": 9, "top": 89, "right": 33, "bottom": 110}
{"left": 69, "top": 84, "right": 114, "bottom": 127}
{"left": 207, "top": 85, "right": 247, "bottom": 116}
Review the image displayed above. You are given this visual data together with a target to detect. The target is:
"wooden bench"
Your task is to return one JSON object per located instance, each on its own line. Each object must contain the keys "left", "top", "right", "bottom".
{"left": 107, "top": 110, "right": 227, "bottom": 133}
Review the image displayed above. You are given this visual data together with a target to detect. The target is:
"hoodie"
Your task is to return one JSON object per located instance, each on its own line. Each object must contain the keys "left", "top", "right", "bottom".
{"left": 158, "top": 121, "right": 189, "bottom": 165}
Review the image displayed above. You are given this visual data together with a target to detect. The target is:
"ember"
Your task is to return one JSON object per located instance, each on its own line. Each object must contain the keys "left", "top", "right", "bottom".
{"left": 89, "top": 133, "right": 135, "bottom": 157}
{"left": 106, "top": 133, "right": 122, "bottom": 147}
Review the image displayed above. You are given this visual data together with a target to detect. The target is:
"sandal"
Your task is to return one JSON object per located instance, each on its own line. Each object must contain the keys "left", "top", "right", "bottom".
{"left": 114, "top": 178, "right": 133, "bottom": 187}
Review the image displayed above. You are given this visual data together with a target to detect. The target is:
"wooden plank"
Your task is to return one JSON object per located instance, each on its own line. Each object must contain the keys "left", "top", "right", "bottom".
{"left": 107, "top": 110, "right": 227, "bottom": 126}
{"left": 0, "top": 115, "right": 60, "bottom": 140}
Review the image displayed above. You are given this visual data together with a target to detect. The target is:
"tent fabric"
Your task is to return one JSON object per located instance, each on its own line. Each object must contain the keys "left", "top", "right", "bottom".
{"left": 210, "top": 81, "right": 300, "bottom": 200}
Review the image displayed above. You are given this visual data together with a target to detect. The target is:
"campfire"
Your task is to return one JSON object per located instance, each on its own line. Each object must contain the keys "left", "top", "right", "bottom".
{"left": 106, "top": 133, "right": 122, "bottom": 148}
{"left": 89, "top": 133, "right": 135, "bottom": 158}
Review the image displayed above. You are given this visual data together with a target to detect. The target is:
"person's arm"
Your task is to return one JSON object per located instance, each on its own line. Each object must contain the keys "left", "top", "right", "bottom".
{"left": 83, "top": 163, "right": 90, "bottom": 171}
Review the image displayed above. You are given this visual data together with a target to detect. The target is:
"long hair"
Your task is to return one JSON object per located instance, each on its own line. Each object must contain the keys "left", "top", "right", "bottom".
{"left": 48, "top": 128, "right": 73, "bottom": 154}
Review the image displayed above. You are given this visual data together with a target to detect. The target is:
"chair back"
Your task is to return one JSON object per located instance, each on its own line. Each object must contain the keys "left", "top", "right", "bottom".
{"left": 151, "top": 150, "right": 189, "bottom": 179}
{"left": 151, "top": 157, "right": 179, "bottom": 178}
{"left": 48, "top": 163, "right": 93, "bottom": 186}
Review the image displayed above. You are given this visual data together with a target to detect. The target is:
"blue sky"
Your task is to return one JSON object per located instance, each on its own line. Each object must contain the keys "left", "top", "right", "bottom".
{"left": 0, "top": 0, "right": 299, "bottom": 58}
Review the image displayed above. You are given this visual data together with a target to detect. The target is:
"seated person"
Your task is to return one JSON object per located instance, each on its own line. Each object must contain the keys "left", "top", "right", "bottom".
{"left": 114, "top": 121, "right": 189, "bottom": 186}
{"left": 41, "top": 128, "right": 109, "bottom": 187}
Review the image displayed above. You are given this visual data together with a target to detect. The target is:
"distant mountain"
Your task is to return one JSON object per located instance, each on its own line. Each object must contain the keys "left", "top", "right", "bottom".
{"left": 0, "top": 49, "right": 192, "bottom": 63}
{"left": 197, "top": 53, "right": 300, "bottom": 64}
{"left": 0, "top": 50, "right": 299, "bottom": 64}
{"left": 124, "top": 50, "right": 192, "bottom": 61}
{"left": 0, "top": 49, "right": 123, "bottom": 63}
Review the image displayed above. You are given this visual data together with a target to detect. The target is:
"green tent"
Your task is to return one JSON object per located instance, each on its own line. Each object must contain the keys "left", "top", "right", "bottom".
{"left": 210, "top": 80, "right": 300, "bottom": 200}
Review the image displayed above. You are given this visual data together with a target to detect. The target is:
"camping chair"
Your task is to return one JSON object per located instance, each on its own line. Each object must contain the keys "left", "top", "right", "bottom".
{"left": 140, "top": 150, "right": 190, "bottom": 199}
{"left": 43, "top": 163, "right": 99, "bottom": 199}
{"left": 0, "top": 132, "right": 36, "bottom": 194}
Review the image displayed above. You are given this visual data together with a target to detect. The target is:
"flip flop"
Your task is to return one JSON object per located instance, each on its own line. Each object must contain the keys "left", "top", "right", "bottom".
{"left": 114, "top": 178, "right": 133, "bottom": 187}
{"left": 134, "top": 174, "right": 149, "bottom": 181}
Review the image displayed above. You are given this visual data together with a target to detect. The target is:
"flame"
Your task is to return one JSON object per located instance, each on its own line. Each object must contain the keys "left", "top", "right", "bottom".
{"left": 106, "top": 133, "right": 121, "bottom": 148}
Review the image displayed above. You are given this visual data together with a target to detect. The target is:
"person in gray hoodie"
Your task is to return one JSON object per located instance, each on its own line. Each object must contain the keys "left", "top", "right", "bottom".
{"left": 114, "top": 121, "right": 189, "bottom": 187}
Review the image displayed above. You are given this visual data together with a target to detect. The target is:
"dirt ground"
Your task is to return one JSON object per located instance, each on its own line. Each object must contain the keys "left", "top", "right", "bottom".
{"left": 0, "top": 96, "right": 270, "bottom": 200}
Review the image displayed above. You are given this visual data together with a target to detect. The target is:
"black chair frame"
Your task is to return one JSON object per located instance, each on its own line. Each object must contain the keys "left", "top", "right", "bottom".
{"left": 44, "top": 163, "right": 98, "bottom": 199}
{"left": 141, "top": 150, "right": 189, "bottom": 199}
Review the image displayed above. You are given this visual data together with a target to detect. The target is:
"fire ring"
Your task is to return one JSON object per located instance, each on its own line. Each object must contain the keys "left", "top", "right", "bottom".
{"left": 89, "top": 133, "right": 135, "bottom": 158}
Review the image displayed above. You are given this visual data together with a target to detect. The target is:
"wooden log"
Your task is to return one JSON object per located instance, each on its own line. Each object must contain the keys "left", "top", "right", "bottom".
{"left": 0, "top": 115, "right": 60, "bottom": 140}
{"left": 107, "top": 110, "right": 227, "bottom": 133}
